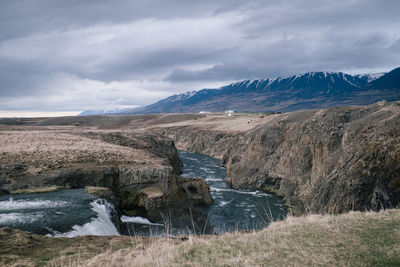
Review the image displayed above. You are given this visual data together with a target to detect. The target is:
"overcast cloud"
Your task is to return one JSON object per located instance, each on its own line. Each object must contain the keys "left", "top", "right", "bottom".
{"left": 0, "top": 0, "right": 399, "bottom": 114}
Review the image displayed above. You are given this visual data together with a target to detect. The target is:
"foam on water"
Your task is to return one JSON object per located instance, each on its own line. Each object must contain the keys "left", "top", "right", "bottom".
{"left": 205, "top": 178, "right": 221, "bottom": 182}
{"left": 121, "top": 215, "right": 164, "bottom": 226}
{"left": 50, "top": 199, "right": 120, "bottom": 237}
{"left": 0, "top": 212, "right": 44, "bottom": 224}
{"left": 0, "top": 199, "right": 70, "bottom": 211}
{"left": 184, "top": 157, "right": 199, "bottom": 162}
{"left": 218, "top": 201, "right": 230, "bottom": 207}
{"left": 210, "top": 187, "right": 271, "bottom": 197}
{"left": 178, "top": 150, "right": 287, "bottom": 234}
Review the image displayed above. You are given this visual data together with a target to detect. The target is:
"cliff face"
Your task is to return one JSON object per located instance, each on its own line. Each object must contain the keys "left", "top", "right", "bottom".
{"left": 0, "top": 127, "right": 213, "bottom": 233}
{"left": 161, "top": 101, "right": 400, "bottom": 214}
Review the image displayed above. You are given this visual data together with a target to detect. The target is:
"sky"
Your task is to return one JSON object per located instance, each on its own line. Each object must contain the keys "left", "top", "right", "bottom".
{"left": 0, "top": 0, "right": 400, "bottom": 117}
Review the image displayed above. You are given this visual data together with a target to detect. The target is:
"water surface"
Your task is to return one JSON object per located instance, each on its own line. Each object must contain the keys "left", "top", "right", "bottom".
{"left": 0, "top": 189, "right": 119, "bottom": 237}
{"left": 179, "top": 150, "right": 286, "bottom": 233}
{"left": 0, "top": 151, "right": 286, "bottom": 236}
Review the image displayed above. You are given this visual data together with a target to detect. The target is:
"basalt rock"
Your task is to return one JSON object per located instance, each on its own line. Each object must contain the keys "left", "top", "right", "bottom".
{"left": 85, "top": 186, "right": 117, "bottom": 204}
{"left": 178, "top": 177, "right": 213, "bottom": 206}
{"left": 163, "top": 101, "right": 400, "bottom": 215}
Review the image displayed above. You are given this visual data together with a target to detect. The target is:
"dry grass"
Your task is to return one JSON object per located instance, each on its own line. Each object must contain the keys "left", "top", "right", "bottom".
{"left": 146, "top": 113, "right": 281, "bottom": 133}
{"left": 2, "top": 206, "right": 399, "bottom": 266}
{"left": 73, "top": 209, "right": 400, "bottom": 267}
{"left": 0, "top": 129, "right": 162, "bottom": 167}
{"left": 0, "top": 228, "right": 149, "bottom": 267}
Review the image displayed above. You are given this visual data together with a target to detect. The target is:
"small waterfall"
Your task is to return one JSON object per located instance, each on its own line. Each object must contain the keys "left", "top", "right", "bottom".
{"left": 50, "top": 199, "right": 120, "bottom": 237}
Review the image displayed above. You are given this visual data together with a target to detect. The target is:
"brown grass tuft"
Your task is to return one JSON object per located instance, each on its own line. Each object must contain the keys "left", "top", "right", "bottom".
{"left": 71, "top": 209, "right": 400, "bottom": 267}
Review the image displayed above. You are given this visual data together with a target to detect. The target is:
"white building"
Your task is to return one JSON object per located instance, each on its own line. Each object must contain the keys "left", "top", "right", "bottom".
{"left": 225, "top": 110, "right": 234, "bottom": 116}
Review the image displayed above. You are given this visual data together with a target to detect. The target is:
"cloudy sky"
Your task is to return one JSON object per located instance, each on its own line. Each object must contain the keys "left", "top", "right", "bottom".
{"left": 1, "top": 0, "right": 399, "bottom": 116}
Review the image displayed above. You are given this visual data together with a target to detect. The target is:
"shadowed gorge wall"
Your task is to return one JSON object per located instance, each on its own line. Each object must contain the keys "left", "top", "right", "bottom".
{"left": 161, "top": 102, "right": 400, "bottom": 214}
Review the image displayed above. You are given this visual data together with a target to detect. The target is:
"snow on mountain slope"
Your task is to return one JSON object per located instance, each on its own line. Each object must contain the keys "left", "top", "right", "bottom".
{"left": 80, "top": 68, "right": 400, "bottom": 115}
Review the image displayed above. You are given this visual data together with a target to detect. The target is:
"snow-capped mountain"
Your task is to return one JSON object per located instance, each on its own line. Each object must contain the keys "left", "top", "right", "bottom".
{"left": 129, "top": 67, "right": 399, "bottom": 114}
{"left": 79, "top": 67, "right": 399, "bottom": 116}
{"left": 356, "top": 73, "right": 385, "bottom": 83}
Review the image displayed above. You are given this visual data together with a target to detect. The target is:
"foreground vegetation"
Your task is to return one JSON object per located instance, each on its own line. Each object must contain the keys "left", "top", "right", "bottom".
{"left": 83, "top": 209, "right": 400, "bottom": 267}
{"left": 2, "top": 209, "right": 399, "bottom": 266}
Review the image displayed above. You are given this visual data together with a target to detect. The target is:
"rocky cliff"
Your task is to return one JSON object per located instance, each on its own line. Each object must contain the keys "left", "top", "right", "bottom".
{"left": 0, "top": 126, "right": 213, "bottom": 234}
{"left": 158, "top": 101, "right": 400, "bottom": 214}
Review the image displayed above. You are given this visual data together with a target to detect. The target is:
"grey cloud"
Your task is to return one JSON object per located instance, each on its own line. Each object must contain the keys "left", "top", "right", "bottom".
{"left": 0, "top": 0, "right": 243, "bottom": 41}
{"left": 166, "top": 32, "right": 400, "bottom": 82}
{"left": 93, "top": 47, "right": 235, "bottom": 82}
{"left": 0, "top": 0, "right": 400, "bottom": 112}
{"left": 166, "top": 1, "right": 400, "bottom": 83}
{"left": 0, "top": 57, "right": 52, "bottom": 97}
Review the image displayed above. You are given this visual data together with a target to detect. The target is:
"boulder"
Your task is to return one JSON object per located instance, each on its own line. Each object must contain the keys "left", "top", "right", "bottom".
{"left": 179, "top": 177, "right": 213, "bottom": 206}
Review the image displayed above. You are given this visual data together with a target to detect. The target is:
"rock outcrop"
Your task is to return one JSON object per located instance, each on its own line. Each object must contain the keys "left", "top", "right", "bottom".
{"left": 160, "top": 101, "right": 400, "bottom": 214}
{"left": 85, "top": 186, "right": 117, "bottom": 204}
{"left": 0, "top": 127, "right": 213, "bottom": 234}
{"left": 178, "top": 178, "right": 213, "bottom": 206}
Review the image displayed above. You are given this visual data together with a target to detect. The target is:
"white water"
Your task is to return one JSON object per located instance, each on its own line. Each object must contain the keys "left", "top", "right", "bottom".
{"left": 210, "top": 187, "right": 272, "bottom": 197}
{"left": 179, "top": 150, "right": 287, "bottom": 233}
{"left": 0, "top": 212, "right": 44, "bottom": 224}
{"left": 121, "top": 215, "right": 164, "bottom": 226}
{"left": 50, "top": 199, "right": 120, "bottom": 237}
{"left": 0, "top": 199, "right": 70, "bottom": 211}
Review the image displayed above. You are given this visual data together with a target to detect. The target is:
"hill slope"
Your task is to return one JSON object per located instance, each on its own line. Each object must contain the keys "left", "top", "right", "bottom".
{"left": 126, "top": 67, "right": 400, "bottom": 114}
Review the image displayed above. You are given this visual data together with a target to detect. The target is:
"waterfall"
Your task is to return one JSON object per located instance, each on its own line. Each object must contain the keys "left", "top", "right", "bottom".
{"left": 50, "top": 199, "right": 120, "bottom": 237}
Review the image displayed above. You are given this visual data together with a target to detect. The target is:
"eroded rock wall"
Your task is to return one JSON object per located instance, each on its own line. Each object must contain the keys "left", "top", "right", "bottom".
{"left": 163, "top": 102, "right": 400, "bottom": 214}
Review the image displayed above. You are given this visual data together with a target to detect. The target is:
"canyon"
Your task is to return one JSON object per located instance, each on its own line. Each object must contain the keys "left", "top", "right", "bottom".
{"left": 153, "top": 101, "right": 400, "bottom": 214}
{"left": 2, "top": 101, "right": 399, "bottom": 217}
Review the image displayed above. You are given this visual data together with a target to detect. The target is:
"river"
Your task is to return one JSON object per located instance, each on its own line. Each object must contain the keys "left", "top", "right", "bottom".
{"left": 179, "top": 150, "right": 286, "bottom": 234}
{"left": 0, "top": 150, "right": 286, "bottom": 236}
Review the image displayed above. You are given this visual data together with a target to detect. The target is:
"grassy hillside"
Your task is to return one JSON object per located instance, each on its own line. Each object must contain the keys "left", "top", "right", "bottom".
{"left": 84, "top": 209, "right": 400, "bottom": 266}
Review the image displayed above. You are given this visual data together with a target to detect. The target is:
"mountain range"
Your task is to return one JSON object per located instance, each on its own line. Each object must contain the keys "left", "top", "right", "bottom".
{"left": 79, "top": 107, "right": 137, "bottom": 116}
{"left": 80, "top": 67, "right": 400, "bottom": 115}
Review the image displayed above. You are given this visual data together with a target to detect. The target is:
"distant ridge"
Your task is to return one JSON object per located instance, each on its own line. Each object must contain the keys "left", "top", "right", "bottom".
{"left": 81, "top": 67, "right": 400, "bottom": 115}
{"left": 78, "top": 107, "right": 138, "bottom": 116}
